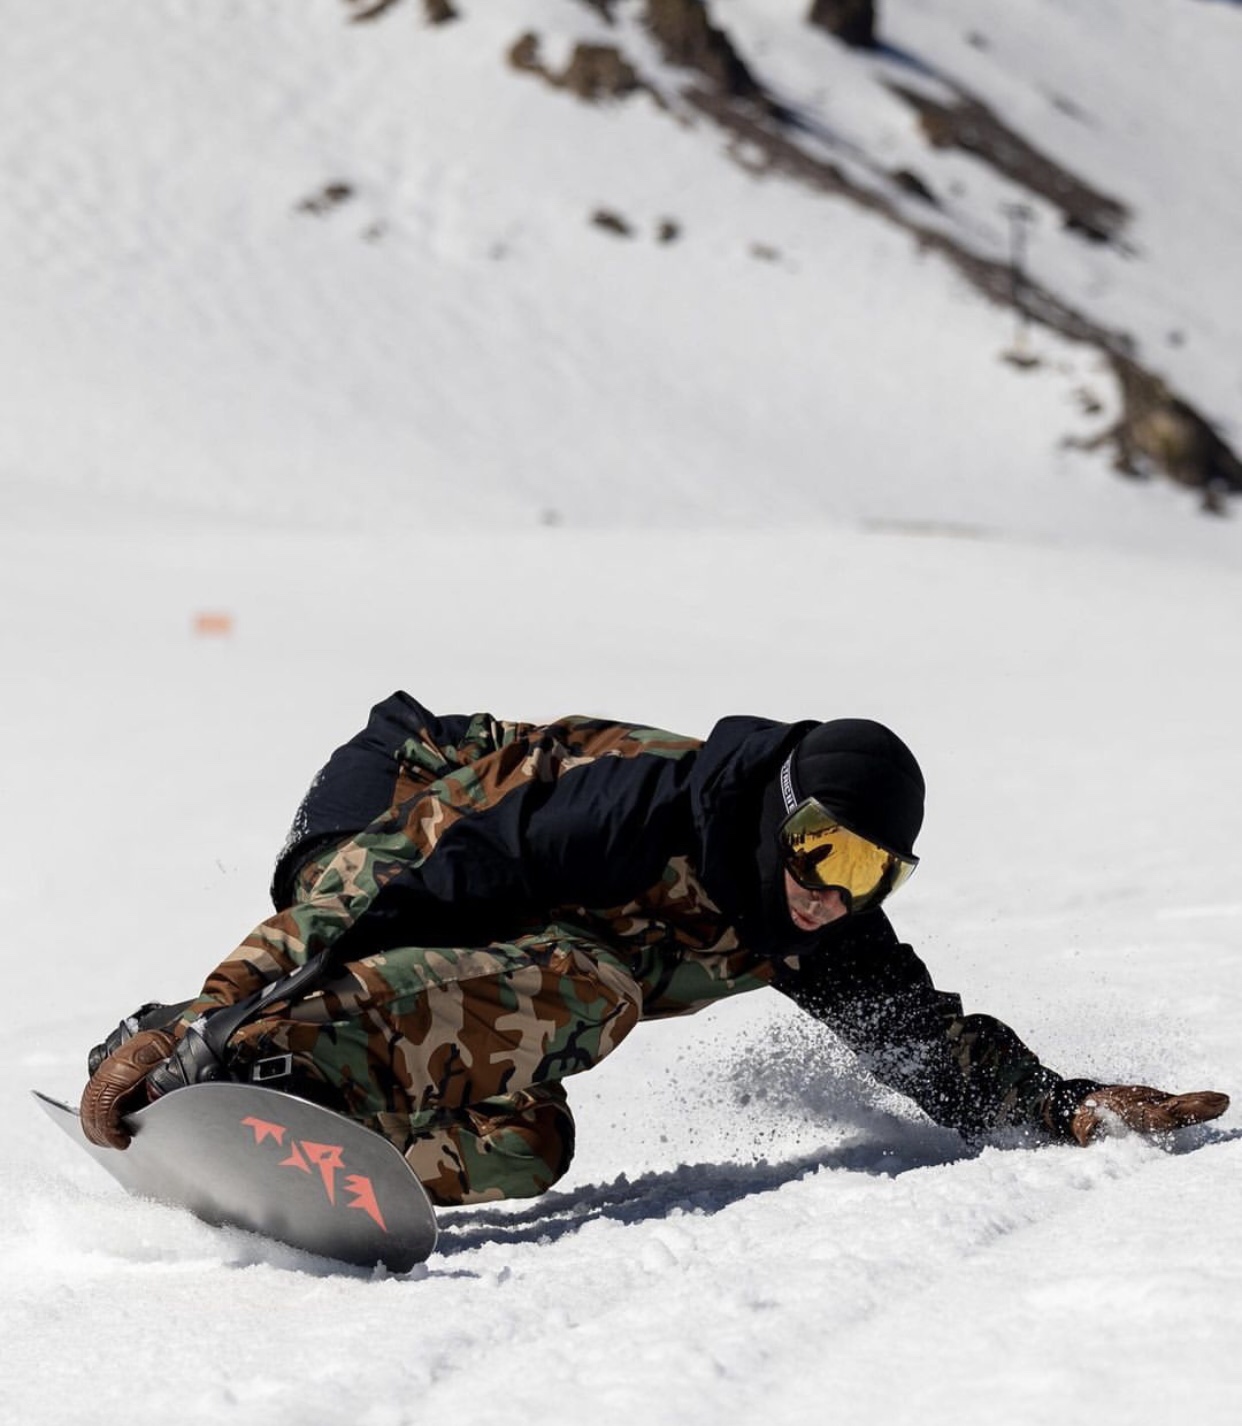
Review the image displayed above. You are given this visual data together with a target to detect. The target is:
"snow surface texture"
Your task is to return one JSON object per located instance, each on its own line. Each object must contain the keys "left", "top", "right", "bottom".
{"left": 2, "top": 3, "right": 1240, "bottom": 1425}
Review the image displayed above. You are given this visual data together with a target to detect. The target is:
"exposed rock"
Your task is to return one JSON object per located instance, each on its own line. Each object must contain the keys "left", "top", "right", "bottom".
{"left": 509, "top": 34, "right": 645, "bottom": 103}
{"left": 807, "top": 1, "right": 877, "bottom": 49}
{"left": 512, "top": 5, "right": 769, "bottom": 113}
{"left": 891, "top": 168, "right": 937, "bottom": 205}
{"left": 507, "top": 33, "right": 542, "bottom": 74}
{"left": 344, "top": 0, "right": 405, "bottom": 22}
{"left": 655, "top": 218, "right": 682, "bottom": 243}
{"left": 296, "top": 182, "right": 355, "bottom": 216}
{"left": 343, "top": 0, "right": 455, "bottom": 24}
{"left": 642, "top": 0, "right": 762, "bottom": 103}
{"left": 890, "top": 84, "right": 1128, "bottom": 245}
{"left": 1109, "top": 360, "right": 1242, "bottom": 498}
{"left": 1000, "top": 346, "right": 1042, "bottom": 371}
{"left": 1074, "top": 387, "right": 1105, "bottom": 418}
{"left": 686, "top": 87, "right": 852, "bottom": 194}
{"left": 561, "top": 43, "right": 644, "bottom": 101}
{"left": 591, "top": 208, "right": 635, "bottom": 237}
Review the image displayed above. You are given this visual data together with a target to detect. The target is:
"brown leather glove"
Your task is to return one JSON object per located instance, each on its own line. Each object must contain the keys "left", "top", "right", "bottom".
{"left": 1071, "top": 1084, "right": 1230, "bottom": 1146}
{"left": 79, "top": 1028, "right": 176, "bottom": 1150}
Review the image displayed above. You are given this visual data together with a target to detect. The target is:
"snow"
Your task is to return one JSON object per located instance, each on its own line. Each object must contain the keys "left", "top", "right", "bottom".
{"left": 2, "top": 2, "right": 1240, "bottom": 1424}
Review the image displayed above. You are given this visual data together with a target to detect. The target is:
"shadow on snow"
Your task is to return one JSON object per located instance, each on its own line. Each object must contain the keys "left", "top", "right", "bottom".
{"left": 204, "top": 1123, "right": 1239, "bottom": 1276}
{"left": 433, "top": 1128, "right": 973, "bottom": 1256}
{"left": 434, "top": 1120, "right": 1242, "bottom": 1259}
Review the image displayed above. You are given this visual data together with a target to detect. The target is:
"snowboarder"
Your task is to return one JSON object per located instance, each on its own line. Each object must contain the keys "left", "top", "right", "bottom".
{"left": 80, "top": 693, "right": 1228, "bottom": 1204}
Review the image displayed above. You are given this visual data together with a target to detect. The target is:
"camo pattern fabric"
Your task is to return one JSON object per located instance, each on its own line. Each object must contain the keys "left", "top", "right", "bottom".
{"left": 221, "top": 839, "right": 778, "bottom": 1202}
{"left": 231, "top": 953, "right": 588, "bottom": 1208}
{"left": 387, "top": 1084, "right": 576, "bottom": 1206}
{"left": 181, "top": 714, "right": 704, "bottom": 1018}
{"left": 189, "top": 714, "right": 777, "bottom": 1203}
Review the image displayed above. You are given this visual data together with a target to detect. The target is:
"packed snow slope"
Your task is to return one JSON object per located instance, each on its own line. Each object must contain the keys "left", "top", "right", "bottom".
{"left": 2, "top": 3, "right": 1241, "bottom": 1426}
{"left": 4, "top": 527, "right": 1241, "bottom": 1426}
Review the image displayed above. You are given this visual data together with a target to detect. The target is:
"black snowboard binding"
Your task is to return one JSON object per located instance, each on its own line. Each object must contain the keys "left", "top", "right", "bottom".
{"left": 87, "top": 952, "right": 334, "bottom": 1098}
{"left": 87, "top": 1002, "right": 194, "bottom": 1076}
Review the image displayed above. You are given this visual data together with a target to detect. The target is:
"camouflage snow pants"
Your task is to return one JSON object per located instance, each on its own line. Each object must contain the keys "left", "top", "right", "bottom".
{"left": 227, "top": 924, "right": 644, "bottom": 1206}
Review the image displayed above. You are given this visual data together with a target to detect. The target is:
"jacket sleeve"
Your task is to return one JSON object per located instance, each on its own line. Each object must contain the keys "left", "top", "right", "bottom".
{"left": 181, "top": 713, "right": 700, "bottom": 1022}
{"left": 773, "top": 913, "right": 1099, "bottom": 1140}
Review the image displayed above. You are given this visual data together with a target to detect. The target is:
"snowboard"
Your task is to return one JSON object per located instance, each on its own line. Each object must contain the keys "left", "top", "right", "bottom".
{"left": 34, "top": 1082, "right": 438, "bottom": 1272}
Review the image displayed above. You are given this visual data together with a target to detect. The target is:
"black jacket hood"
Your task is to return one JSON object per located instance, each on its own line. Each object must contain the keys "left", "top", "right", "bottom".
{"left": 687, "top": 714, "right": 815, "bottom": 954}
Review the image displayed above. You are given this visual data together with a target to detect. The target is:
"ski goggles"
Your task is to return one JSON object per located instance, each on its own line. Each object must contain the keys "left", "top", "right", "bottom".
{"left": 778, "top": 798, "right": 918, "bottom": 913}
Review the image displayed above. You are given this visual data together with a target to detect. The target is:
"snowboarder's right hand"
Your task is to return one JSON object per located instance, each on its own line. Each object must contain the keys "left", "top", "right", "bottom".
{"left": 79, "top": 1029, "right": 176, "bottom": 1150}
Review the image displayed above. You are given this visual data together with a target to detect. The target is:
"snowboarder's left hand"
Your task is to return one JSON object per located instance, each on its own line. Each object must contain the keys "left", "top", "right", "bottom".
{"left": 1071, "top": 1084, "right": 1229, "bottom": 1146}
{"left": 79, "top": 1029, "right": 176, "bottom": 1150}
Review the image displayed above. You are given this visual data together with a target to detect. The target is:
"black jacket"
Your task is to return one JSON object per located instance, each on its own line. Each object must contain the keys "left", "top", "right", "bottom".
{"left": 220, "top": 693, "right": 1094, "bottom": 1140}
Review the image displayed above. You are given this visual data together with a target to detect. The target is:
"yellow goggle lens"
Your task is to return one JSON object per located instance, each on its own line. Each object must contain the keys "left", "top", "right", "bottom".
{"left": 779, "top": 801, "right": 917, "bottom": 911}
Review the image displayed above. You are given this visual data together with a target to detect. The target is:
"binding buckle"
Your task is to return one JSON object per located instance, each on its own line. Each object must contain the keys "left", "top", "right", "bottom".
{"left": 251, "top": 1054, "right": 294, "bottom": 1084}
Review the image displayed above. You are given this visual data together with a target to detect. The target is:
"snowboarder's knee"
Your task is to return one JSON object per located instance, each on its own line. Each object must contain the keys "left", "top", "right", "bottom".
{"left": 384, "top": 1083, "right": 577, "bottom": 1206}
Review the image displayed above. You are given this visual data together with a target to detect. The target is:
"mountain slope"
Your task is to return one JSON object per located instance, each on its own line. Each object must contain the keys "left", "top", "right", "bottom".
{"left": 0, "top": 0, "right": 1238, "bottom": 544}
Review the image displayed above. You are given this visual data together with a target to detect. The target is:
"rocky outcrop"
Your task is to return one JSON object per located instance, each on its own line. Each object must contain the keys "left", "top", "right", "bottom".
{"left": 344, "top": 0, "right": 457, "bottom": 22}
{"left": 591, "top": 208, "right": 635, "bottom": 237}
{"left": 890, "top": 85, "right": 1129, "bottom": 245}
{"left": 296, "top": 182, "right": 354, "bottom": 216}
{"left": 681, "top": 84, "right": 1240, "bottom": 505}
{"left": 509, "top": 0, "right": 765, "bottom": 109}
{"left": 353, "top": 0, "right": 1242, "bottom": 510}
{"left": 343, "top": 0, "right": 404, "bottom": 21}
{"left": 807, "top": 1, "right": 876, "bottom": 49}
{"left": 507, "top": 33, "right": 645, "bottom": 103}
{"left": 642, "top": 0, "right": 763, "bottom": 103}
{"left": 561, "top": 43, "right": 645, "bottom": 101}
{"left": 1105, "top": 361, "right": 1242, "bottom": 507}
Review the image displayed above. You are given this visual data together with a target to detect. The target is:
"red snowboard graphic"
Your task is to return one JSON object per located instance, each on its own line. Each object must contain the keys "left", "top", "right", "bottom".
{"left": 34, "top": 1083, "right": 437, "bottom": 1271}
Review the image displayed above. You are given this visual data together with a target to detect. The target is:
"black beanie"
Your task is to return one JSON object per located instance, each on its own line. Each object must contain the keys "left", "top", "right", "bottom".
{"left": 782, "top": 718, "right": 925, "bottom": 857}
